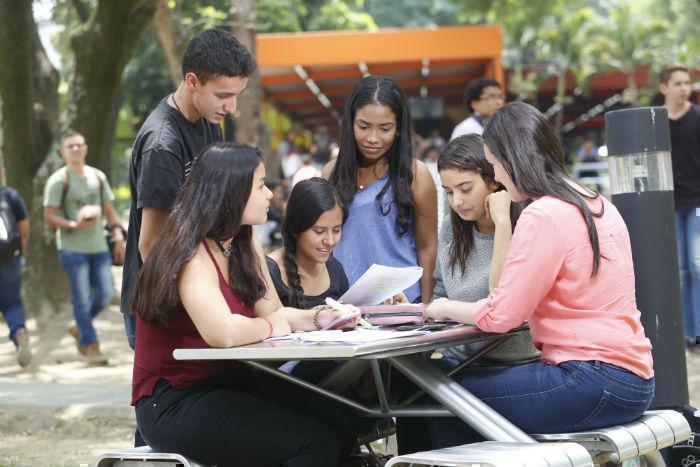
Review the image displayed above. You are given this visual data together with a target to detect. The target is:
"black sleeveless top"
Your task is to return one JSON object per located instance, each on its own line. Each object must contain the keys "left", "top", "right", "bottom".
{"left": 265, "top": 255, "right": 349, "bottom": 308}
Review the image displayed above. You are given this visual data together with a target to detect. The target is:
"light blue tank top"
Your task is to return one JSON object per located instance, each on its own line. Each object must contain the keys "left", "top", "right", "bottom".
{"left": 334, "top": 174, "right": 421, "bottom": 302}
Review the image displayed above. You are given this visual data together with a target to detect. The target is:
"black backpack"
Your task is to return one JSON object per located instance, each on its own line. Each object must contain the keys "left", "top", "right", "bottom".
{"left": 668, "top": 405, "right": 700, "bottom": 467}
{"left": 0, "top": 187, "right": 22, "bottom": 265}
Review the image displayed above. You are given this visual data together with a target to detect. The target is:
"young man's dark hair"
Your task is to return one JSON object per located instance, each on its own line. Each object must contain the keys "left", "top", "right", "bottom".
{"left": 659, "top": 63, "right": 689, "bottom": 84}
{"left": 464, "top": 78, "right": 501, "bottom": 113}
{"left": 181, "top": 28, "right": 256, "bottom": 83}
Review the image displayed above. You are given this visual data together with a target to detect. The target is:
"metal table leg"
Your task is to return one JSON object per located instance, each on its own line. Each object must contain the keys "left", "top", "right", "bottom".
{"left": 389, "top": 354, "right": 535, "bottom": 443}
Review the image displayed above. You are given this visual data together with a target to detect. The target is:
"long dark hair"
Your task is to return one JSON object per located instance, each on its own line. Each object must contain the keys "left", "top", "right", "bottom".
{"left": 483, "top": 102, "right": 603, "bottom": 276}
{"left": 330, "top": 75, "right": 414, "bottom": 235}
{"left": 281, "top": 177, "right": 348, "bottom": 308}
{"left": 132, "top": 143, "right": 267, "bottom": 326}
{"left": 438, "top": 134, "right": 521, "bottom": 274}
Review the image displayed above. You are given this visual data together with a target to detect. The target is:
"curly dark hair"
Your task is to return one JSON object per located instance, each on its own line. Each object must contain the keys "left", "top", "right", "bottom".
{"left": 181, "top": 28, "right": 256, "bottom": 83}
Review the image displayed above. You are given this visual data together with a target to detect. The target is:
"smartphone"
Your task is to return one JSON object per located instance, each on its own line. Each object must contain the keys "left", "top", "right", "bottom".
{"left": 322, "top": 311, "right": 361, "bottom": 330}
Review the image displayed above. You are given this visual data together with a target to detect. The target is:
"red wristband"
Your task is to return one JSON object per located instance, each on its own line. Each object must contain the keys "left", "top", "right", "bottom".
{"left": 261, "top": 317, "right": 273, "bottom": 340}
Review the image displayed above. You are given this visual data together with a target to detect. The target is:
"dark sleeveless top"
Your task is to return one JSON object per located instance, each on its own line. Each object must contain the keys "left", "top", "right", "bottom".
{"left": 265, "top": 255, "right": 349, "bottom": 308}
{"left": 131, "top": 241, "right": 254, "bottom": 405}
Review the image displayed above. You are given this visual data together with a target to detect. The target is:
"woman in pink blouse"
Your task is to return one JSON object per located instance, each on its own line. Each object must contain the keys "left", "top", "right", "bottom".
{"left": 425, "top": 102, "right": 654, "bottom": 446}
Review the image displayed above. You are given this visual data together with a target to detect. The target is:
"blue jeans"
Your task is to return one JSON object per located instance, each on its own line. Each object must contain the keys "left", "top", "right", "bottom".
{"left": 0, "top": 257, "right": 27, "bottom": 344}
{"left": 676, "top": 207, "right": 700, "bottom": 342}
{"left": 428, "top": 360, "right": 654, "bottom": 449}
{"left": 58, "top": 250, "right": 114, "bottom": 346}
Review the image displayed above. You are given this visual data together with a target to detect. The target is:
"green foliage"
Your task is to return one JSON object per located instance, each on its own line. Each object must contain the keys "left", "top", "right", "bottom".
{"left": 122, "top": 28, "right": 172, "bottom": 123}
{"left": 306, "top": 0, "right": 376, "bottom": 30}
{"left": 363, "top": 0, "right": 460, "bottom": 28}
{"left": 647, "top": 0, "right": 700, "bottom": 69}
{"left": 256, "top": 0, "right": 306, "bottom": 32}
{"left": 581, "top": 0, "right": 669, "bottom": 104}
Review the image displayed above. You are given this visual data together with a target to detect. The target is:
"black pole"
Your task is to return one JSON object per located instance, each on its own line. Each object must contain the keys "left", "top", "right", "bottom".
{"left": 605, "top": 107, "right": 688, "bottom": 408}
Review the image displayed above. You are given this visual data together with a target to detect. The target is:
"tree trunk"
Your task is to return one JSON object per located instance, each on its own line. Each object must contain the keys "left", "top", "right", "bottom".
{"left": 230, "top": 0, "right": 279, "bottom": 179}
{"left": 153, "top": 0, "right": 182, "bottom": 87}
{"left": 0, "top": 0, "right": 159, "bottom": 315}
{"left": 64, "top": 0, "right": 159, "bottom": 176}
{"left": 0, "top": 0, "right": 69, "bottom": 314}
{"left": 0, "top": 1, "right": 48, "bottom": 198}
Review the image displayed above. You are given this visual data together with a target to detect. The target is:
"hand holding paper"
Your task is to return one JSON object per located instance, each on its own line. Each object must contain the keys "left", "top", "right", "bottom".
{"left": 339, "top": 264, "right": 423, "bottom": 306}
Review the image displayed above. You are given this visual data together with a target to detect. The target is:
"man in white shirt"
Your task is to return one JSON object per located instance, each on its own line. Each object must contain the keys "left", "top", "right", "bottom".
{"left": 450, "top": 78, "right": 504, "bottom": 140}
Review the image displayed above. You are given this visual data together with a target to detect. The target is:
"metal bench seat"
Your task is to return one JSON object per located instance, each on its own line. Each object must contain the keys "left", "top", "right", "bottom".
{"left": 384, "top": 441, "right": 593, "bottom": 467}
{"left": 95, "top": 446, "right": 210, "bottom": 467}
{"left": 532, "top": 409, "right": 692, "bottom": 464}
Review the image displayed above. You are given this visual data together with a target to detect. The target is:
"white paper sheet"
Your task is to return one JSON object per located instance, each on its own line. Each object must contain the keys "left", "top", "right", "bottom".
{"left": 267, "top": 328, "right": 427, "bottom": 343}
{"left": 339, "top": 264, "right": 423, "bottom": 306}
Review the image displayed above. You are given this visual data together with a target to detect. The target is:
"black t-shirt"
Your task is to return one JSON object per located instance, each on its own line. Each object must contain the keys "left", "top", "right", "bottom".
{"left": 121, "top": 98, "right": 222, "bottom": 315}
{"left": 265, "top": 255, "right": 349, "bottom": 308}
{"left": 669, "top": 104, "right": 700, "bottom": 208}
{"left": 1, "top": 186, "right": 28, "bottom": 221}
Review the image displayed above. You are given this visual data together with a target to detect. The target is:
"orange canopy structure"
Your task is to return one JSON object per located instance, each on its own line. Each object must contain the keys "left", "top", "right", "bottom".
{"left": 256, "top": 25, "right": 503, "bottom": 130}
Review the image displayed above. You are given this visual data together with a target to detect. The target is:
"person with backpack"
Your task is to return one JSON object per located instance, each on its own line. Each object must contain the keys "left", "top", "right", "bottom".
{"left": 0, "top": 167, "right": 31, "bottom": 367}
{"left": 43, "top": 130, "right": 125, "bottom": 365}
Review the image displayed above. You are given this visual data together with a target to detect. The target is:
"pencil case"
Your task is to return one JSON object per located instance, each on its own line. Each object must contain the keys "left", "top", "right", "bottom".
{"left": 358, "top": 303, "right": 425, "bottom": 327}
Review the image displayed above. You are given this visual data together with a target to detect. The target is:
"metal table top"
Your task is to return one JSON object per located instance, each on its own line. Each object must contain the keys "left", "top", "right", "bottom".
{"left": 173, "top": 325, "right": 507, "bottom": 361}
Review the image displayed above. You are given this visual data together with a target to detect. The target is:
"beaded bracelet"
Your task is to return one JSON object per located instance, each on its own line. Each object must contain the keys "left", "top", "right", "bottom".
{"left": 312, "top": 308, "right": 322, "bottom": 330}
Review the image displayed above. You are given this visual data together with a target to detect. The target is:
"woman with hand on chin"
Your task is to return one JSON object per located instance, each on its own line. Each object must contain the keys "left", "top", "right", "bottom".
{"left": 130, "top": 143, "right": 359, "bottom": 467}
{"left": 432, "top": 134, "right": 539, "bottom": 368}
{"left": 424, "top": 102, "right": 654, "bottom": 447}
{"left": 323, "top": 75, "right": 437, "bottom": 303}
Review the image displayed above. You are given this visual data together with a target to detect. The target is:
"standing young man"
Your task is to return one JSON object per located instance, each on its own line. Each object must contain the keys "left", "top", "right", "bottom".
{"left": 120, "top": 29, "right": 255, "bottom": 349}
{"left": 44, "top": 131, "right": 125, "bottom": 364}
{"left": 0, "top": 167, "right": 31, "bottom": 367}
{"left": 450, "top": 78, "right": 505, "bottom": 140}
{"left": 660, "top": 64, "right": 700, "bottom": 350}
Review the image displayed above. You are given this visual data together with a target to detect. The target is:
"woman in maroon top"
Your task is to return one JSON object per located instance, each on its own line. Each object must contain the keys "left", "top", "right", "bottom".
{"left": 131, "top": 143, "right": 359, "bottom": 467}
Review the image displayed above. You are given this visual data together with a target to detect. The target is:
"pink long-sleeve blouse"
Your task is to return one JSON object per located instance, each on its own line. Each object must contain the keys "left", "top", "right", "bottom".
{"left": 473, "top": 195, "right": 654, "bottom": 379}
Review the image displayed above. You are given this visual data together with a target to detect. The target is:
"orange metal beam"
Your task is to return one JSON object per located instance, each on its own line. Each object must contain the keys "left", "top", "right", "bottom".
{"left": 395, "top": 72, "right": 482, "bottom": 89}
{"left": 257, "top": 25, "right": 502, "bottom": 67}
{"left": 261, "top": 73, "right": 302, "bottom": 87}
{"left": 260, "top": 68, "right": 362, "bottom": 87}
{"left": 266, "top": 88, "right": 314, "bottom": 101}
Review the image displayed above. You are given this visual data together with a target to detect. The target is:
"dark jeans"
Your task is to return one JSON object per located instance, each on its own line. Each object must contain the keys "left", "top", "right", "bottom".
{"left": 0, "top": 257, "right": 26, "bottom": 344}
{"left": 135, "top": 369, "right": 360, "bottom": 467}
{"left": 426, "top": 360, "right": 654, "bottom": 449}
{"left": 676, "top": 207, "right": 700, "bottom": 342}
{"left": 58, "top": 250, "right": 114, "bottom": 345}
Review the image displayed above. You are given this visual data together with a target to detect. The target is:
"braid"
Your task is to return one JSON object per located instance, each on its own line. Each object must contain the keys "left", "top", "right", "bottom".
{"left": 283, "top": 247, "right": 305, "bottom": 308}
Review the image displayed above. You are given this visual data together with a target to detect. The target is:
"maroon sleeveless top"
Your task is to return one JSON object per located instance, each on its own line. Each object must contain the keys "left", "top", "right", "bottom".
{"left": 131, "top": 241, "right": 255, "bottom": 405}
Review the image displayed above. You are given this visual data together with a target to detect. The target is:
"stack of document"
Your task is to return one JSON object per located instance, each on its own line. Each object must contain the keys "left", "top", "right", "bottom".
{"left": 268, "top": 328, "right": 427, "bottom": 343}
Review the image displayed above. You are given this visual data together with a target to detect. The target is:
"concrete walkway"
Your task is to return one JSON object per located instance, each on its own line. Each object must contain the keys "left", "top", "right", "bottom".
{"left": 0, "top": 376, "right": 131, "bottom": 409}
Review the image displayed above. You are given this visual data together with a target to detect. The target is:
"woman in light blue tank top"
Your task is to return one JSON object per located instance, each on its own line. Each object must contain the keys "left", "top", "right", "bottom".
{"left": 323, "top": 76, "right": 438, "bottom": 302}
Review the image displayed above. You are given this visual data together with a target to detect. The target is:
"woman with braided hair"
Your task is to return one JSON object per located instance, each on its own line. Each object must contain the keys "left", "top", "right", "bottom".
{"left": 266, "top": 177, "right": 349, "bottom": 308}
